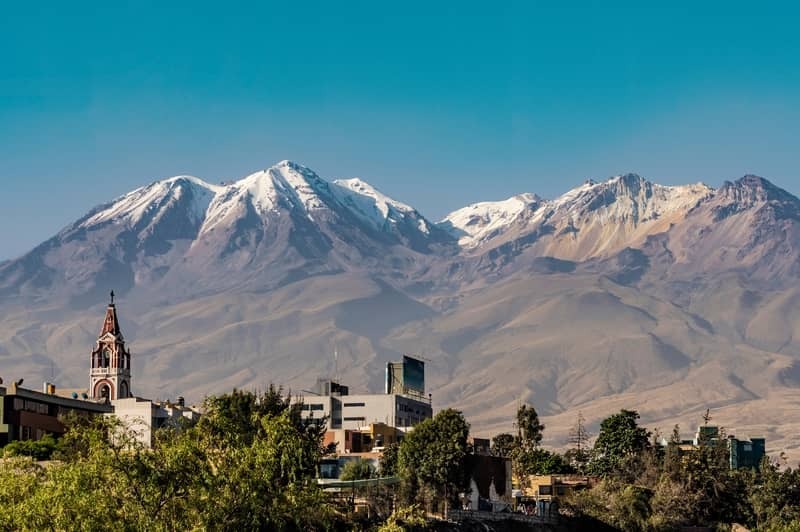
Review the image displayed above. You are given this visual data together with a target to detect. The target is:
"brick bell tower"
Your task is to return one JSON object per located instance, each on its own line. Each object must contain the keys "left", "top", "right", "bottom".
{"left": 89, "top": 291, "right": 132, "bottom": 401}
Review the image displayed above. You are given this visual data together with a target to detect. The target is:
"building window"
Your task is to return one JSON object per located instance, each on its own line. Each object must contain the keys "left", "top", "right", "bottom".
{"left": 539, "top": 485, "right": 552, "bottom": 496}
{"left": 343, "top": 402, "right": 365, "bottom": 407}
{"left": 343, "top": 417, "right": 365, "bottom": 422}
{"left": 309, "top": 404, "right": 324, "bottom": 411}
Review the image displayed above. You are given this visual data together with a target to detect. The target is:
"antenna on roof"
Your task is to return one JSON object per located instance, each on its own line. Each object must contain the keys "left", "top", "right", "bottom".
{"left": 334, "top": 346, "right": 339, "bottom": 383}
{"left": 703, "top": 408, "right": 712, "bottom": 426}
{"left": 110, "top": 290, "right": 115, "bottom": 305}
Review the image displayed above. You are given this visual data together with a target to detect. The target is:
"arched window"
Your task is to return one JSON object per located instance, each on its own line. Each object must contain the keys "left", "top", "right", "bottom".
{"left": 102, "top": 349, "right": 111, "bottom": 368}
{"left": 98, "top": 383, "right": 111, "bottom": 400}
{"left": 120, "top": 381, "right": 129, "bottom": 398}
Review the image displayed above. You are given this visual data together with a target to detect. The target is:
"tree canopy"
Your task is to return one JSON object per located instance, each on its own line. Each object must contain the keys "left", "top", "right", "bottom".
{"left": 397, "top": 408, "right": 470, "bottom": 509}
{"left": 589, "top": 409, "right": 650, "bottom": 476}
{"left": 0, "top": 389, "right": 333, "bottom": 530}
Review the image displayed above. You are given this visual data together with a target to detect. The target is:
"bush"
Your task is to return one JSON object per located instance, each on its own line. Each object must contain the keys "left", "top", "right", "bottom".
{"left": 3, "top": 435, "right": 58, "bottom": 460}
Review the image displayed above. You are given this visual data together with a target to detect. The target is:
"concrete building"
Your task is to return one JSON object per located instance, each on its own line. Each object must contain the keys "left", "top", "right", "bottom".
{"left": 301, "top": 391, "right": 432, "bottom": 431}
{"left": 322, "top": 422, "right": 403, "bottom": 454}
{"left": 111, "top": 396, "right": 200, "bottom": 447}
{"left": 297, "top": 357, "right": 433, "bottom": 432}
{"left": 659, "top": 425, "right": 766, "bottom": 470}
{"left": 0, "top": 381, "right": 113, "bottom": 446}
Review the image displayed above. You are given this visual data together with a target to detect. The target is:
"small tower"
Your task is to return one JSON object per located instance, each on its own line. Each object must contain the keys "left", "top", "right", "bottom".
{"left": 89, "top": 291, "right": 132, "bottom": 401}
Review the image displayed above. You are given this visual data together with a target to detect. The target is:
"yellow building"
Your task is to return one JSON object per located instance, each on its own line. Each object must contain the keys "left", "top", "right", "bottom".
{"left": 519, "top": 474, "right": 594, "bottom": 501}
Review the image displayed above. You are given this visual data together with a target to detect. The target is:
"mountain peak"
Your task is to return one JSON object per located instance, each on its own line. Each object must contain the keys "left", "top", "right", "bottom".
{"left": 438, "top": 192, "right": 543, "bottom": 245}
{"left": 80, "top": 174, "right": 218, "bottom": 230}
{"left": 720, "top": 175, "right": 796, "bottom": 204}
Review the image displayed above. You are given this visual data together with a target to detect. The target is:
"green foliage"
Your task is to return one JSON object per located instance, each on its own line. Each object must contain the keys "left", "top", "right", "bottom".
{"left": 198, "top": 385, "right": 297, "bottom": 445}
{"left": 750, "top": 457, "right": 800, "bottom": 531}
{"left": 398, "top": 408, "right": 470, "bottom": 508}
{"left": 2, "top": 434, "right": 58, "bottom": 460}
{"left": 566, "top": 414, "right": 782, "bottom": 531}
{"left": 589, "top": 409, "right": 650, "bottom": 476}
{"left": 490, "top": 432, "right": 515, "bottom": 457}
{"left": 377, "top": 504, "right": 426, "bottom": 532}
{"left": 0, "top": 388, "right": 335, "bottom": 531}
{"left": 379, "top": 442, "right": 399, "bottom": 477}
{"left": 516, "top": 404, "right": 544, "bottom": 449}
{"left": 340, "top": 458, "right": 375, "bottom": 481}
{"left": 515, "top": 448, "right": 574, "bottom": 475}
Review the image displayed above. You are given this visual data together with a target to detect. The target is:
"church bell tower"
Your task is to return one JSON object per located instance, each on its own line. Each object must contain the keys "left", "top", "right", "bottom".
{"left": 89, "top": 291, "right": 132, "bottom": 401}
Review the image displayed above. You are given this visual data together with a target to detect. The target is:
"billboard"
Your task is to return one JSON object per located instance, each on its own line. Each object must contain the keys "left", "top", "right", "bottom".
{"left": 402, "top": 355, "right": 425, "bottom": 395}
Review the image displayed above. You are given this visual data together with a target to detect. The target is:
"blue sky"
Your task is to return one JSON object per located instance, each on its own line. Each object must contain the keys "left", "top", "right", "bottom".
{"left": 1, "top": 2, "right": 799, "bottom": 260}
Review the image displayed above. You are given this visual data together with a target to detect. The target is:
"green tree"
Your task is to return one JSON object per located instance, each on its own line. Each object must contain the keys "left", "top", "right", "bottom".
{"left": 750, "top": 457, "right": 800, "bottom": 531}
{"left": 517, "top": 448, "right": 574, "bottom": 475}
{"left": 0, "top": 387, "right": 338, "bottom": 531}
{"left": 516, "top": 404, "right": 544, "bottom": 449}
{"left": 589, "top": 409, "right": 650, "bottom": 476}
{"left": 340, "top": 458, "right": 376, "bottom": 481}
{"left": 398, "top": 408, "right": 470, "bottom": 512}
{"left": 491, "top": 433, "right": 515, "bottom": 457}
{"left": 198, "top": 385, "right": 297, "bottom": 445}
{"left": 379, "top": 442, "right": 400, "bottom": 476}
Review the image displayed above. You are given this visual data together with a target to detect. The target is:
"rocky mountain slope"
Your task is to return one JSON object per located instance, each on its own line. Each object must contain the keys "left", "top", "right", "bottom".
{"left": 3, "top": 162, "right": 800, "bottom": 460}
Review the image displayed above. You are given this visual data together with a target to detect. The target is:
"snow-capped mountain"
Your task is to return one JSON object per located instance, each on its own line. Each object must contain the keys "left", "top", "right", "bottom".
{"left": 440, "top": 174, "right": 713, "bottom": 260}
{"left": 0, "top": 161, "right": 453, "bottom": 302}
{"left": 439, "top": 192, "right": 543, "bottom": 246}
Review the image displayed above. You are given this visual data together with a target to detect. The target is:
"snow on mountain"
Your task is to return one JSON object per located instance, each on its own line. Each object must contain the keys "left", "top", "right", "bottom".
{"left": 73, "top": 161, "right": 440, "bottom": 251}
{"left": 438, "top": 193, "right": 543, "bottom": 246}
{"left": 199, "top": 161, "right": 332, "bottom": 235}
{"left": 440, "top": 174, "right": 713, "bottom": 260}
{"left": 0, "top": 161, "right": 458, "bottom": 301}
{"left": 7, "top": 163, "right": 799, "bottom": 306}
{"left": 550, "top": 173, "right": 712, "bottom": 222}
{"left": 331, "top": 178, "right": 431, "bottom": 235}
{"left": 81, "top": 176, "right": 220, "bottom": 231}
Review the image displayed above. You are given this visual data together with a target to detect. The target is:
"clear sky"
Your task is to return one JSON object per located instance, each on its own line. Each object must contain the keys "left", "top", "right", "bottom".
{"left": 1, "top": 1, "right": 799, "bottom": 261}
